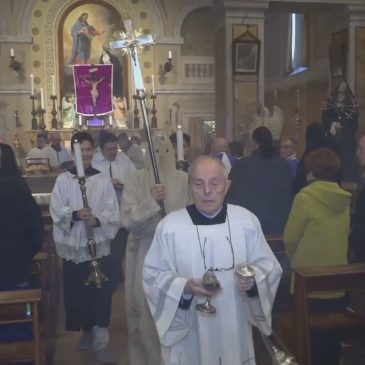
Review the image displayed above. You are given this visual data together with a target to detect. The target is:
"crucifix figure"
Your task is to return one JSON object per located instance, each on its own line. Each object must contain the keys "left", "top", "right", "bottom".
{"left": 109, "top": 19, "right": 165, "bottom": 214}
{"left": 80, "top": 75, "right": 105, "bottom": 117}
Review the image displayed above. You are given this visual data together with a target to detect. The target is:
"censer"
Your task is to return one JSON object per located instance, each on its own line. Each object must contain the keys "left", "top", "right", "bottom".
{"left": 236, "top": 264, "right": 298, "bottom": 365}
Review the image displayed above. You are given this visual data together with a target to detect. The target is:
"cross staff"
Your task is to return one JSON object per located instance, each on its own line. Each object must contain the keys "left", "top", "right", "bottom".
{"left": 109, "top": 20, "right": 165, "bottom": 216}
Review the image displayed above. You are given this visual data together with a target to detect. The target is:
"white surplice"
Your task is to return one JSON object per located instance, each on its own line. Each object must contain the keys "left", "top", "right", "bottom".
{"left": 50, "top": 171, "right": 120, "bottom": 263}
{"left": 143, "top": 204, "right": 282, "bottom": 365}
{"left": 41, "top": 145, "right": 71, "bottom": 167}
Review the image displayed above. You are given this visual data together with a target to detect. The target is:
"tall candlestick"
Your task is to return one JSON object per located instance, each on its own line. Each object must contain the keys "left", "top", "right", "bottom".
{"left": 10, "top": 48, "right": 14, "bottom": 57}
{"left": 168, "top": 50, "right": 172, "bottom": 59}
{"left": 109, "top": 114, "right": 113, "bottom": 127}
{"left": 73, "top": 142, "right": 85, "bottom": 177}
{"left": 51, "top": 75, "right": 56, "bottom": 96}
{"left": 176, "top": 125, "right": 184, "bottom": 161}
{"left": 30, "top": 74, "right": 34, "bottom": 95}
{"left": 40, "top": 88, "right": 44, "bottom": 109}
{"left": 78, "top": 114, "right": 82, "bottom": 127}
{"left": 151, "top": 75, "right": 155, "bottom": 95}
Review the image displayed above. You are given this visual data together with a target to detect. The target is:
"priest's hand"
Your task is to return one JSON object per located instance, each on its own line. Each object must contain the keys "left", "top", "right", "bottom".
{"left": 151, "top": 184, "right": 165, "bottom": 202}
{"left": 237, "top": 276, "right": 255, "bottom": 293}
{"left": 184, "top": 278, "right": 219, "bottom": 297}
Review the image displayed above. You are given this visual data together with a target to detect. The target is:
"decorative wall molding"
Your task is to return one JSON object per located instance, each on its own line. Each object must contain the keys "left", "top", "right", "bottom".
{"left": 0, "top": 35, "right": 33, "bottom": 43}
{"left": 156, "top": 88, "right": 214, "bottom": 94}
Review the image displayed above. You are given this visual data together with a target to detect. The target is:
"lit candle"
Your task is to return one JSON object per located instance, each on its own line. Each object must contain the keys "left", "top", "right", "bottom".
{"left": 78, "top": 114, "right": 82, "bottom": 127}
{"left": 51, "top": 75, "right": 56, "bottom": 96}
{"left": 10, "top": 48, "right": 14, "bottom": 57}
{"left": 40, "top": 88, "right": 44, "bottom": 109}
{"left": 109, "top": 114, "right": 113, "bottom": 127}
{"left": 168, "top": 50, "right": 172, "bottom": 59}
{"left": 151, "top": 75, "right": 155, "bottom": 95}
{"left": 73, "top": 141, "right": 85, "bottom": 177}
{"left": 176, "top": 125, "right": 184, "bottom": 161}
{"left": 30, "top": 74, "right": 34, "bottom": 95}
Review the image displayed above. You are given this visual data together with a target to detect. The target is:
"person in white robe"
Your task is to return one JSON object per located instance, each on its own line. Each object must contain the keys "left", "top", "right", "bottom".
{"left": 41, "top": 132, "right": 71, "bottom": 168}
{"left": 50, "top": 131, "right": 120, "bottom": 364}
{"left": 27, "top": 133, "right": 47, "bottom": 158}
{"left": 92, "top": 132, "right": 135, "bottom": 287}
{"left": 143, "top": 156, "right": 282, "bottom": 365}
{"left": 121, "top": 132, "right": 191, "bottom": 365}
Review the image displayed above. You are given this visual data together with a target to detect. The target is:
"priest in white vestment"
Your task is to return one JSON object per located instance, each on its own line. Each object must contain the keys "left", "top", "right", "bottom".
{"left": 143, "top": 156, "right": 282, "bottom": 365}
{"left": 50, "top": 132, "right": 120, "bottom": 363}
{"left": 121, "top": 132, "right": 191, "bottom": 365}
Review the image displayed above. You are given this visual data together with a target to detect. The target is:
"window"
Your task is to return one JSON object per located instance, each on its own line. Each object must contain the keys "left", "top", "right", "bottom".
{"left": 287, "top": 13, "right": 309, "bottom": 75}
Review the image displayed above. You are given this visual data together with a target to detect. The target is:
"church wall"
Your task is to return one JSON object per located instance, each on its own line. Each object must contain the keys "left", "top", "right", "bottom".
{"left": 264, "top": 7, "right": 348, "bottom": 154}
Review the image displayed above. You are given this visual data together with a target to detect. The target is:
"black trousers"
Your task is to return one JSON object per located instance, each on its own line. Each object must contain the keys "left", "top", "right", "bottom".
{"left": 63, "top": 256, "right": 113, "bottom": 332}
{"left": 110, "top": 227, "right": 129, "bottom": 285}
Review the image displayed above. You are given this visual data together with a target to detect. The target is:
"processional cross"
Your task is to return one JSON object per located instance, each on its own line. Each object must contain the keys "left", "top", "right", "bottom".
{"left": 109, "top": 20, "right": 165, "bottom": 215}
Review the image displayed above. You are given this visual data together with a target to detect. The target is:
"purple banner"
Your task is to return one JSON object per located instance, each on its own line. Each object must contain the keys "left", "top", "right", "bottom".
{"left": 73, "top": 64, "right": 113, "bottom": 116}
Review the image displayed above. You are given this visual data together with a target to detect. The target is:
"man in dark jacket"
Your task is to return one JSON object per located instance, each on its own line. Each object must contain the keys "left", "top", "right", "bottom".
{"left": 349, "top": 134, "right": 365, "bottom": 262}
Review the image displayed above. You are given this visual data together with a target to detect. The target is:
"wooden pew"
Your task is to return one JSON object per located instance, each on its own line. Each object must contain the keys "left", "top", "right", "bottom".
{"left": 0, "top": 289, "right": 42, "bottom": 364}
{"left": 274, "top": 264, "right": 365, "bottom": 365}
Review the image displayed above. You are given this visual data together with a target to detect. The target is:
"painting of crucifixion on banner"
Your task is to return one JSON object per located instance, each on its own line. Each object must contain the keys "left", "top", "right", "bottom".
{"left": 60, "top": 2, "right": 129, "bottom": 127}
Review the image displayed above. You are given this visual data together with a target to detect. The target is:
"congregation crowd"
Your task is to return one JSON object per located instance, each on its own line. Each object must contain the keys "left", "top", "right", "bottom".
{"left": 0, "top": 115, "right": 364, "bottom": 364}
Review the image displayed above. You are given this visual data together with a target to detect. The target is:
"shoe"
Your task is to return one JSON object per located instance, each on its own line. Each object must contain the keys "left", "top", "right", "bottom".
{"left": 94, "top": 342, "right": 117, "bottom": 364}
{"left": 77, "top": 330, "right": 94, "bottom": 351}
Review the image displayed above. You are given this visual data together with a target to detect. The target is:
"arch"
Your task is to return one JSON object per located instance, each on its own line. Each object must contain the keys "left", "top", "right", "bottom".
{"left": 42, "top": 0, "right": 133, "bottom": 109}
{"left": 173, "top": 0, "right": 214, "bottom": 40}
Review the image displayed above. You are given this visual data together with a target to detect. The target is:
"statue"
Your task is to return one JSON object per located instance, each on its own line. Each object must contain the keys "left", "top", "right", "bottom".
{"left": 322, "top": 81, "right": 359, "bottom": 181}
{"left": 61, "top": 95, "right": 76, "bottom": 129}
{"left": 113, "top": 96, "right": 128, "bottom": 128}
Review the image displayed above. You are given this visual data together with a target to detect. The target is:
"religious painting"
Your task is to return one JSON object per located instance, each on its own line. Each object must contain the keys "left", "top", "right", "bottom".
{"left": 233, "top": 39, "right": 260, "bottom": 75}
{"left": 329, "top": 29, "right": 347, "bottom": 80}
{"left": 60, "top": 3, "right": 128, "bottom": 100}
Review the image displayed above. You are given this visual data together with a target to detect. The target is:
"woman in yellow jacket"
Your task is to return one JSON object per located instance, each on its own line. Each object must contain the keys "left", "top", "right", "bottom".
{"left": 284, "top": 147, "right": 351, "bottom": 365}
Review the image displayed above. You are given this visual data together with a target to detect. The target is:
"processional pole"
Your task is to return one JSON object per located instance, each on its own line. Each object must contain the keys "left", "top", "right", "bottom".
{"left": 109, "top": 20, "right": 165, "bottom": 216}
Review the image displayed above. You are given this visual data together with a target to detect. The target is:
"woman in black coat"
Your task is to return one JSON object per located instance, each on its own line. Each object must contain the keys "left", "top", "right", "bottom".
{"left": 0, "top": 143, "right": 44, "bottom": 290}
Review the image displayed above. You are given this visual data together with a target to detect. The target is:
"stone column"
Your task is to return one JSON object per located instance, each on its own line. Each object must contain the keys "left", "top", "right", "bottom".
{"left": 214, "top": 0, "right": 269, "bottom": 141}
{"left": 348, "top": 4, "right": 365, "bottom": 128}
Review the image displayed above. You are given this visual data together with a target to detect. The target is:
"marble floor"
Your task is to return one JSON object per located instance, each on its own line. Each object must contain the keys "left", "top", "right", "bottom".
{"left": 53, "top": 288, "right": 130, "bottom": 365}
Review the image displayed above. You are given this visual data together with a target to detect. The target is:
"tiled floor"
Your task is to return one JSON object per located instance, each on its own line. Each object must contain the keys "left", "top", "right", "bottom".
{"left": 54, "top": 288, "right": 130, "bottom": 365}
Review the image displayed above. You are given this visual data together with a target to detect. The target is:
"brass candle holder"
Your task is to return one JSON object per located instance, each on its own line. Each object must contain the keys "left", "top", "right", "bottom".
{"left": 30, "top": 95, "right": 38, "bottom": 130}
{"left": 50, "top": 95, "right": 58, "bottom": 129}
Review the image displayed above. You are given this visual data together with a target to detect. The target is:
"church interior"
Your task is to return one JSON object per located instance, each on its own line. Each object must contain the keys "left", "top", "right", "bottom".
{"left": 1, "top": 0, "right": 365, "bottom": 364}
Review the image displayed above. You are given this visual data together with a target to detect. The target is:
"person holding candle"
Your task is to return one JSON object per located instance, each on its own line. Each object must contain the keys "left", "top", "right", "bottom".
{"left": 50, "top": 131, "right": 120, "bottom": 363}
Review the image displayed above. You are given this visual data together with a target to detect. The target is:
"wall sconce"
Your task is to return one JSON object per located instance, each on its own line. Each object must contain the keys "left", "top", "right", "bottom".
{"left": 9, "top": 48, "right": 21, "bottom": 72}
{"left": 164, "top": 50, "right": 173, "bottom": 72}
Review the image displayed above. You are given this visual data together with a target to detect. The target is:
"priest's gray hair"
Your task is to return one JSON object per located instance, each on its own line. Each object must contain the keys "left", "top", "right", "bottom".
{"left": 188, "top": 155, "right": 229, "bottom": 181}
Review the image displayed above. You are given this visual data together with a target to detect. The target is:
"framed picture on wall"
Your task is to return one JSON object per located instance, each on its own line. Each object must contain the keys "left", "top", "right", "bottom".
{"left": 233, "top": 39, "right": 260, "bottom": 75}
{"left": 329, "top": 29, "right": 347, "bottom": 80}
{"left": 59, "top": 2, "right": 129, "bottom": 100}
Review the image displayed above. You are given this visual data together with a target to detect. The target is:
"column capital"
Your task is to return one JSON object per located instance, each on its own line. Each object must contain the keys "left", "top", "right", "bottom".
{"left": 214, "top": 0, "right": 269, "bottom": 20}
{"left": 348, "top": 4, "right": 365, "bottom": 21}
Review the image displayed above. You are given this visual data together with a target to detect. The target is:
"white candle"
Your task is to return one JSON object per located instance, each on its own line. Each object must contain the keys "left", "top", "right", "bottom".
{"left": 51, "top": 75, "right": 56, "bottom": 96}
{"left": 10, "top": 48, "right": 14, "bottom": 57}
{"left": 168, "top": 50, "right": 172, "bottom": 59}
{"left": 30, "top": 74, "right": 34, "bottom": 95}
{"left": 73, "top": 142, "right": 85, "bottom": 177}
{"left": 78, "top": 114, "right": 82, "bottom": 127}
{"left": 151, "top": 75, "right": 155, "bottom": 95}
{"left": 40, "top": 88, "right": 44, "bottom": 109}
{"left": 176, "top": 125, "right": 184, "bottom": 161}
{"left": 109, "top": 114, "right": 113, "bottom": 127}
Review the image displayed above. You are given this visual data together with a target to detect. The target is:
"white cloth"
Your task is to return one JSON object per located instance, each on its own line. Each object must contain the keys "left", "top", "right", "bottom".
{"left": 27, "top": 147, "right": 44, "bottom": 159}
{"left": 121, "top": 161, "right": 191, "bottom": 365}
{"left": 92, "top": 151, "right": 135, "bottom": 205}
{"left": 126, "top": 143, "right": 145, "bottom": 170}
{"left": 41, "top": 145, "right": 70, "bottom": 167}
{"left": 143, "top": 204, "right": 282, "bottom": 365}
{"left": 50, "top": 171, "right": 120, "bottom": 263}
